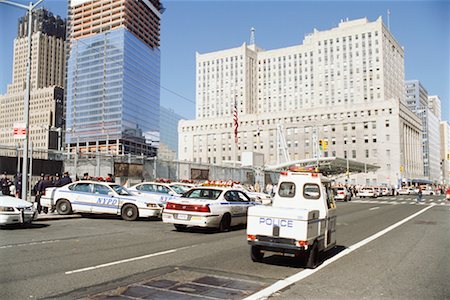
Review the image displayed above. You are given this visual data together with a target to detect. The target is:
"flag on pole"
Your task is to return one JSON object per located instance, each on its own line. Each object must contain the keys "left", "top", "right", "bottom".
{"left": 233, "top": 98, "right": 238, "bottom": 144}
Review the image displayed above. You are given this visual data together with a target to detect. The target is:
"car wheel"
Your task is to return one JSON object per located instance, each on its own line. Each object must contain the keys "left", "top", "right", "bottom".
{"left": 56, "top": 199, "right": 72, "bottom": 215}
{"left": 121, "top": 204, "right": 138, "bottom": 221}
{"left": 251, "top": 246, "right": 264, "bottom": 262}
{"left": 174, "top": 224, "right": 187, "bottom": 232}
{"left": 218, "top": 213, "right": 231, "bottom": 232}
{"left": 305, "top": 242, "right": 319, "bottom": 269}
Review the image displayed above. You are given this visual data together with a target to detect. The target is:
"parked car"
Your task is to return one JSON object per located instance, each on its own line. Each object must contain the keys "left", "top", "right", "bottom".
{"left": 421, "top": 188, "right": 436, "bottom": 196}
{"left": 128, "top": 182, "right": 183, "bottom": 205}
{"left": 332, "top": 186, "right": 352, "bottom": 201}
{"left": 446, "top": 188, "right": 450, "bottom": 201}
{"left": 358, "top": 187, "right": 377, "bottom": 198}
{"left": 397, "top": 188, "right": 416, "bottom": 195}
{"left": 40, "top": 181, "right": 162, "bottom": 221}
{"left": 0, "top": 195, "right": 37, "bottom": 226}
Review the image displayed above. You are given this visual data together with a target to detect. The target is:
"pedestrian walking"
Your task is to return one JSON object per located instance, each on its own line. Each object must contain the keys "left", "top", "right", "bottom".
{"left": 416, "top": 187, "right": 423, "bottom": 203}
{"left": 0, "top": 172, "right": 12, "bottom": 196}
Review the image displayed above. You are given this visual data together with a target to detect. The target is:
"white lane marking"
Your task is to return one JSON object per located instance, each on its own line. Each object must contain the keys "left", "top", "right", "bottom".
{"left": 369, "top": 207, "right": 380, "bottom": 211}
{"left": 0, "top": 239, "right": 60, "bottom": 250}
{"left": 65, "top": 246, "right": 193, "bottom": 275}
{"left": 244, "top": 204, "right": 435, "bottom": 300}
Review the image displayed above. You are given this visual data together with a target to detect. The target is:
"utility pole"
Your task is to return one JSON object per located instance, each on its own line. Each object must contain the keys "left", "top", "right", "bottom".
{"left": 1, "top": 0, "right": 45, "bottom": 202}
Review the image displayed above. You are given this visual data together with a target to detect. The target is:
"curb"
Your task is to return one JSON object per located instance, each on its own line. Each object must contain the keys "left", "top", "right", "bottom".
{"left": 36, "top": 214, "right": 81, "bottom": 221}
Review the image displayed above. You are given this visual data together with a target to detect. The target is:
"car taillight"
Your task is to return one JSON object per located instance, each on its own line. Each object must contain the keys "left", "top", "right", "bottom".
{"left": 247, "top": 234, "right": 257, "bottom": 241}
{"left": 338, "top": 192, "right": 344, "bottom": 194}
{"left": 165, "top": 202, "right": 210, "bottom": 213}
{"left": 296, "top": 240, "right": 309, "bottom": 247}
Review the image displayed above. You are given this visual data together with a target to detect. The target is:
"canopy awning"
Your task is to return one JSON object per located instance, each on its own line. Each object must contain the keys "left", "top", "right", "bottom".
{"left": 264, "top": 157, "right": 379, "bottom": 176}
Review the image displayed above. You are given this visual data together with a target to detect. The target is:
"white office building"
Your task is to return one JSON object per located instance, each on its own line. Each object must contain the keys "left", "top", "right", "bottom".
{"left": 440, "top": 121, "right": 450, "bottom": 185}
{"left": 179, "top": 17, "right": 423, "bottom": 186}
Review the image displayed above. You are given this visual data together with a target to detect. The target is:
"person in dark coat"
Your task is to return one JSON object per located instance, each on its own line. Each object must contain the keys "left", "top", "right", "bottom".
{"left": 59, "top": 172, "right": 72, "bottom": 186}
{"left": 14, "top": 173, "right": 22, "bottom": 199}
{"left": 1, "top": 172, "right": 12, "bottom": 196}
{"left": 37, "top": 174, "right": 53, "bottom": 214}
{"left": 53, "top": 173, "right": 62, "bottom": 187}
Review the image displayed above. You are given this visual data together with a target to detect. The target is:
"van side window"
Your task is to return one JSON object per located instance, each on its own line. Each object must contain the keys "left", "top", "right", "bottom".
{"left": 279, "top": 182, "right": 295, "bottom": 198}
{"left": 303, "top": 183, "right": 320, "bottom": 199}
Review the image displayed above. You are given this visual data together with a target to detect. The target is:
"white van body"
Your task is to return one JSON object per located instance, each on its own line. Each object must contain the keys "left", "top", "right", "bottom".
{"left": 246, "top": 171, "right": 336, "bottom": 268}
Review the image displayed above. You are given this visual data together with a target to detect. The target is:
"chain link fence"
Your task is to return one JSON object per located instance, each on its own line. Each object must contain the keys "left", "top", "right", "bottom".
{"left": 1, "top": 145, "right": 279, "bottom": 188}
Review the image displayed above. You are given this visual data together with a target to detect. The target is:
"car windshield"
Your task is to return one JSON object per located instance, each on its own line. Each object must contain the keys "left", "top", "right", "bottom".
{"left": 110, "top": 185, "right": 131, "bottom": 196}
{"left": 184, "top": 189, "right": 222, "bottom": 200}
{"left": 169, "top": 185, "right": 187, "bottom": 194}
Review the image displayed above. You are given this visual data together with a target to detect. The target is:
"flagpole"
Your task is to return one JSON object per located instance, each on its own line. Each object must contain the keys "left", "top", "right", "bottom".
{"left": 233, "top": 94, "right": 237, "bottom": 168}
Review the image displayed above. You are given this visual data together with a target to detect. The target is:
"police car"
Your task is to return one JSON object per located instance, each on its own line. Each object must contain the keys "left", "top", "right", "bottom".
{"left": 0, "top": 195, "right": 37, "bottom": 226}
{"left": 162, "top": 186, "right": 259, "bottom": 232}
{"left": 40, "top": 181, "right": 162, "bottom": 221}
{"left": 128, "top": 182, "right": 184, "bottom": 205}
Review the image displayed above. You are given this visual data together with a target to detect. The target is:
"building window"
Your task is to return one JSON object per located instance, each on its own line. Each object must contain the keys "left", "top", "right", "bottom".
{"left": 352, "top": 150, "right": 356, "bottom": 159}
{"left": 373, "top": 135, "right": 377, "bottom": 143}
{"left": 344, "top": 150, "right": 347, "bottom": 159}
{"left": 385, "top": 119, "right": 390, "bottom": 127}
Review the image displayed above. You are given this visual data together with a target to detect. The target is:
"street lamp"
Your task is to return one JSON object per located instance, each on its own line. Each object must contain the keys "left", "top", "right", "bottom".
{"left": 50, "top": 126, "right": 62, "bottom": 151}
{"left": 1, "top": 0, "right": 45, "bottom": 201}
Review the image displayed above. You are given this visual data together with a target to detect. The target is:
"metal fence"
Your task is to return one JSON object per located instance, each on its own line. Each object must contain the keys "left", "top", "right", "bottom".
{"left": 1, "top": 145, "right": 279, "bottom": 188}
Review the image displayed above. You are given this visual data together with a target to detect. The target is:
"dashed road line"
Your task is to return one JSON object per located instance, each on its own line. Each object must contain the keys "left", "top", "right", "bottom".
{"left": 65, "top": 245, "right": 194, "bottom": 275}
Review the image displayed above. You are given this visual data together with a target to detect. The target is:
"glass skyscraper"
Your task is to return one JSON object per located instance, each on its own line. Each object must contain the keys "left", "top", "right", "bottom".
{"left": 66, "top": 0, "right": 163, "bottom": 156}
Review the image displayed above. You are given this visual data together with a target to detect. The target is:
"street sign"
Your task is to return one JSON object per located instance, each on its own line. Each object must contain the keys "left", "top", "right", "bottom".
{"left": 13, "top": 123, "right": 26, "bottom": 140}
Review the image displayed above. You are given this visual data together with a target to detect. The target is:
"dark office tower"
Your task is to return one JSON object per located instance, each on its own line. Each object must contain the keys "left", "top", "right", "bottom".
{"left": 66, "top": 0, "right": 164, "bottom": 156}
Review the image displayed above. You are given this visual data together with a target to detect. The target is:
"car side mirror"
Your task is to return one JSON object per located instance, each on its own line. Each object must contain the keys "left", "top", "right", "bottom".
{"left": 168, "top": 191, "right": 175, "bottom": 196}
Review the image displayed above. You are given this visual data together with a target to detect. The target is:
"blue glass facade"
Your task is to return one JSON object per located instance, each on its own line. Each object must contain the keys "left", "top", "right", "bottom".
{"left": 66, "top": 28, "right": 160, "bottom": 153}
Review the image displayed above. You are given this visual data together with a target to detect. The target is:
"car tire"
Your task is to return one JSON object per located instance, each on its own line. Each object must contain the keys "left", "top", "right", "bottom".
{"left": 121, "top": 204, "right": 139, "bottom": 221}
{"left": 218, "top": 213, "right": 231, "bottom": 232}
{"left": 56, "top": 199, "right": 72, "bottom": 215}
{"left": 305, "top": 242, "right": 319, "bottom": 269}
{"left": 251, "top": 246, "right": 264, "bottom": 262}
{"left": 174, "top": 224, "right": 187, "bottom": 232}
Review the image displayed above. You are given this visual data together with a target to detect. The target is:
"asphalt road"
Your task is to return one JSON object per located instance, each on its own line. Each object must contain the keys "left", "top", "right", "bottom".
{"left": 0, "top": 195, "right": 449, "bottom": 299}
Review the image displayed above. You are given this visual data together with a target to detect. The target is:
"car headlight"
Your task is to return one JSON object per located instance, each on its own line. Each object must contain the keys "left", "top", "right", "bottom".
{"left": 146, "top": 203, "right": 158, "bottom": 208}
{"left": 0, "top": 206, "right": 15, "bottom": 212}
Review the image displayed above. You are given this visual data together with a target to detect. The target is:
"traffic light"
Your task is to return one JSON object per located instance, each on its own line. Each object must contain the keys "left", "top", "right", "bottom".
{"left": 319, "top": 139, "right": 323, "bottom": 150}
{"left": 323, "top": 140, "right": 328, "bottom": 151}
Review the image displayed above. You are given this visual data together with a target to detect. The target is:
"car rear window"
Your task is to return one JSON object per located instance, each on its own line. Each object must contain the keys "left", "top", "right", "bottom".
{"left": 184, "top": 189, "right": 221, "bottom": 200}
{"left": 278, "top": 182, "right": 295, "bottom": 198}
{"left": 303, "top": 184, "right": 320, "bottom": 199}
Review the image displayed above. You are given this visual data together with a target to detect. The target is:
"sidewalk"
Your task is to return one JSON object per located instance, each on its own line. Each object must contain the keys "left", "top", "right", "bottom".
{"left": 35, "top": 212, "right": 81, "bottom": 221}
{"left": 29, "top": 198, "right": 81, "bottom": 221}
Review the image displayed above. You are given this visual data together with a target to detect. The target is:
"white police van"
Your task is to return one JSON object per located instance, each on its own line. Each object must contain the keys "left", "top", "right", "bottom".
{"left": 40, "top": 181, "right": 162, "bottom": 221}
{"left": 246, "top": 170, "right": 336, "bottom": 268}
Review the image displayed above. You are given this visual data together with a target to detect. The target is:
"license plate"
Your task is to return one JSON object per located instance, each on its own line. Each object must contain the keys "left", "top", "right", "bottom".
{"left": 177, "top": 214, "right": 188, "bottom": 220}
